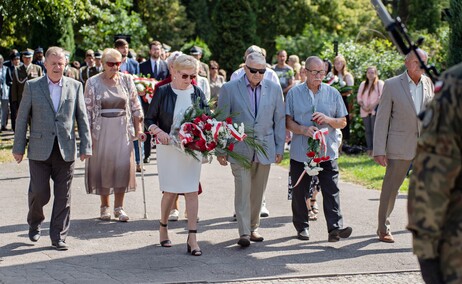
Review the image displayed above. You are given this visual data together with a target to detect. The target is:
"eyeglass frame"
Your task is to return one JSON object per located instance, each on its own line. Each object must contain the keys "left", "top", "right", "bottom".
{"left": 305, "top": 68, "right": 326, "bottom": 76}
{"left": 246, "top": 65, "right": 266, "bottom": 74}
{"left": 106, "top": 61, "right": 122, "bottom": 67}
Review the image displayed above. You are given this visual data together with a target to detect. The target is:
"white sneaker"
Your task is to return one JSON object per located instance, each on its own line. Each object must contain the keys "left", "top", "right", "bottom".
{"left": 260, "top": 205, "right": 270, "bottom": 217}
{"left": 168, "top": 209, "right": 179, "bottom": 221}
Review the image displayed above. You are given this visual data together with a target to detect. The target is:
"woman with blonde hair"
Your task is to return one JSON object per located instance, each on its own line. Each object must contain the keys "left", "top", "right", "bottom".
{"left": 333, "top": 55, "right": 354, "bottom": 143}
{"left": 84, "top": 48, "right": 144, "bottom": 222}
{"left": 356, "top": 66, "right": 384, "bottom": 156}
{"left": 145, "top": 54, "right": 208, "bottom": 256}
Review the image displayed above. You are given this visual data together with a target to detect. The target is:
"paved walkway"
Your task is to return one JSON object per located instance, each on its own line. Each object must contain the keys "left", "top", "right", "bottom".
{"left": 0, "top": 145, "right": 422, "bottom": 283}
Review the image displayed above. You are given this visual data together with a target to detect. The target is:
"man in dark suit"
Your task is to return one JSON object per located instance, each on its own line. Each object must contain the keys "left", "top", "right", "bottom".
{"left": 79, "top": 49, "right": 100, "bottom": 87}
{"left": 33, "top": 46, "right": 46, "bottom": 73}
{"left": 12, "top": 46, "right": 92, "bottom": 250}
{"left": 139, "top": 40, "right": 169, "bottom": 163}
{"left": 217, "top": 52, "right": 285, "bottom": 247}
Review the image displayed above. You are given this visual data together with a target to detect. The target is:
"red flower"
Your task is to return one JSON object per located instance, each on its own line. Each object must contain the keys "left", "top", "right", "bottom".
{"left": 313, "top": 157, "right": 322, "bottom": 164}
{"left": 194, "top": 117, "right": 201, "bottom": 124}
{"left": 228, "top": 143, "right": 234, "bottom": 151}
{"left": 204, "top": 123, "right": 212, "bottom": 131}
{"left": 195, "top": 139, "right": 206, "bottom": 151}
{"left": 225, "top": 117, "right": 233, "bottom": 124}
{"left": 206, "top": 141, "right": 217, "bottom": 151}
{"left": 306, "top": 151, "right": 316, "bottom": 158}
{"left": 321, "top": 156, "right": 330, "bottom": 161}
{"left": 184, "top": 124, "right": 193, "bottom": 132}
{"left": 192, "top": 128, "right": 201, "bottom": 137}
{"left": 201, "top": 114, "right": 209, "bottom": 122}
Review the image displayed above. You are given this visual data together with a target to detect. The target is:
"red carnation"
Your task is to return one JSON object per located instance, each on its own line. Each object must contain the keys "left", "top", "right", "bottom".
{"left": 225, "top": 117, "right": 233, "bottom": 124}
{"left": 322, "top": 156, "right": 330, "bottom": 161}
{"left": 306, "top": 151, "right": 316, "bottom": 158}
{"left": 201, "top": 114, "right": 209, "bottom": 122}
{"left": 228, "top": 143, "right": 235, "bottom": 151}
{"left": 196, "top": 139, "right": 206, "bottom": 151}
{"left": 313, "top": 157, "right": 322, "bottom": 164}
{"left": 206, "top": 141, "right": 217, "bottom": 151}
{"left": 194, "top": 117, "right": 201, "bottom": 124}
{"left": 204, "top": 123, "right": 212, "bottom": 131}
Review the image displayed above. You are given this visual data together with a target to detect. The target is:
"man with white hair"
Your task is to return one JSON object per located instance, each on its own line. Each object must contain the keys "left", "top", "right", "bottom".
{"left": 230, "top": 45, "right": 279, "bottom": 84}
{"left": 217, "top": 52, "right": 285, "bottom": 247}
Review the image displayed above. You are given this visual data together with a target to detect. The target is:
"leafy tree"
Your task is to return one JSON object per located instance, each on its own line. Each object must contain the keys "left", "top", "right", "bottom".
{"left": 209, "top": 0, "right": 259, "bottom": 73}
{"left": 136, "top": 0, "right": 194, "bottom": 50}
{"left": 447, "top": 0, "right": 462, "bottom": 67}
{"left": 181, "top": 0, "right": 214, "bottom": 44}
{"left": 78, "top": 0, "right": 146, "bottom": 53}
{"left": 0, "top": 0, "right": 97, "bottom": 54}
{"left": 408, "top": 0, "right": 441, "bottom": 33}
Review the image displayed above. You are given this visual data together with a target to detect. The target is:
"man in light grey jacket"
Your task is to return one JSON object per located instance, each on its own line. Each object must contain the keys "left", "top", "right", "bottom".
{"left": 13, "top": 46, "right": 92, "bottom": 250}
{"left": 217, "top": 52, "right": 285, "bottom": 247}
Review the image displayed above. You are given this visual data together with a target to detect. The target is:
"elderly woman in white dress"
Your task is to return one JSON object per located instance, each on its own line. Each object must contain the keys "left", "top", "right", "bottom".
{"left": 145, "top": 55, "right": 208, "bottom": 256}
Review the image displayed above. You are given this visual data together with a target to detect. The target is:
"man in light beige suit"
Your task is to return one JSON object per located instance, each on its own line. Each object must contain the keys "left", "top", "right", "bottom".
{"left": 373, "top": 49, "right": 434, "bottom": 243}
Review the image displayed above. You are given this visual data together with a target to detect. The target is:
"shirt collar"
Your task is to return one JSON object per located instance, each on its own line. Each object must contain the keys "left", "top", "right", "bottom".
{"left": 244, "top": 75, "right": 262, "bottom": 89}
{"left": 47, "top": 76, "right": 63, "bottom": 87}
{"left": 406, "top": 71, "right": 422, "bottom": 85}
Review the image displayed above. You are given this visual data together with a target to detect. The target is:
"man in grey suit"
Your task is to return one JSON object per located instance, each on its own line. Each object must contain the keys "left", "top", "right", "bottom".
{"left": 373, "top": 48, "right": 434, "bottom": 243}
{"left": 217, "top": 52, "right": 285, "bottom": 247}
{"left": 12, "top": 46, "right": 92, "bottom": 250}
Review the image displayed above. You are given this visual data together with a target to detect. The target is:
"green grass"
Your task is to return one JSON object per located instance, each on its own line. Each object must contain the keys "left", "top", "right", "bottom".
{"left": 0, "top": 139, "right": 15, "bottom": 163}
{"left": 280, "top": 151, "right": 409, "bottom": 192}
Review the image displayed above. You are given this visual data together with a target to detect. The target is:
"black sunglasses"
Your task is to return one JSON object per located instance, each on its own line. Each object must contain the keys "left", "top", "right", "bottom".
{"left": 180, "top": 73, "right": 197, "bottom": 80}
{"left": 246, "top": 65, "right": 266, "bottom": 74}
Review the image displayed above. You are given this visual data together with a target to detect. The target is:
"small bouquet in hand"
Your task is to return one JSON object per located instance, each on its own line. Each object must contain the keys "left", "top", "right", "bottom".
{"left": 290, "top": 127, "right": 329, "bottom": 191}
{"left": 133, "top": 75, "right": 157, "bottom": 104}
{"left": 169, "top": 100, "right": 265, "bottom": 168}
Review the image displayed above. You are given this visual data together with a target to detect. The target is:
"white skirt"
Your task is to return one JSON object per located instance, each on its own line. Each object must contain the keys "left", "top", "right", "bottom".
{"left": 156, "top": 144, "right": 201, "bottom": 193}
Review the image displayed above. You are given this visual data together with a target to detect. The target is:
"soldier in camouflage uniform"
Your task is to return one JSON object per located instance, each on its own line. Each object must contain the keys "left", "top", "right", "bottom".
{"left": 407, "top": 62, "right": 462, "bottom": 284}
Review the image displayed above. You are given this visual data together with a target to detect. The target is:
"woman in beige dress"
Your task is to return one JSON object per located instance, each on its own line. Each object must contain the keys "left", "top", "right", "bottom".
{"left": 145, "top": 55, "right": 208, "bottom": 256}
{"left": 84, "top": 48, "right": 144, "bottom": 222}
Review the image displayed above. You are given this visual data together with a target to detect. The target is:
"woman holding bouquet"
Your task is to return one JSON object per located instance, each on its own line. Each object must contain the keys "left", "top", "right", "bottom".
{"left": 357, "top": 66, "right": 384, "bottom": 156}
{"left": 333, "top": 55, "right": 354, "bottom": 143}
{"left": 84, "top": 48, "right": 144, "bottom": 221}
{"left": 145, "top": 54, "right": 208, "bottom": 256}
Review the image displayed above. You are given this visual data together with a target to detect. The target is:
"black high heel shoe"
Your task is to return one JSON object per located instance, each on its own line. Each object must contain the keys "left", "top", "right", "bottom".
{"left": 159, "top": 221, "right": 172, "bottom": 247}
{"left": 186, "top": 230, "right": 202, "bottom": 256}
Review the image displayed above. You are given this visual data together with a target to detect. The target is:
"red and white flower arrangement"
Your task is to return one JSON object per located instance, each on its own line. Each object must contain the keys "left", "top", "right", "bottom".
{"left": 133, "top": 75, "right": 157, "bottom": 104}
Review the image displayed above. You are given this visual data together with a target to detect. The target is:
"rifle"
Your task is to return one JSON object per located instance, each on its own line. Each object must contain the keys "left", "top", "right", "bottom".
{"left": 370, "top": 0, "right": 440, "bottom": 83}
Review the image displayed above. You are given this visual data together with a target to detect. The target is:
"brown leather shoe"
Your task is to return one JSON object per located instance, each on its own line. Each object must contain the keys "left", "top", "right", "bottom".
{"left": 250, "top": 231, "right": 264, "bottom": 242}
{"left": 378, "top": 232, "right": 395, "bottom": 243}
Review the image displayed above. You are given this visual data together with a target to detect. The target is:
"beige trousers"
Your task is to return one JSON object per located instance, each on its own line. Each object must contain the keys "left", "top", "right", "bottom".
{"left": 377, "top": 159, "right": 412, "bottom": 234}
{"left": 231, "top": 162, "right": 271, "bottom": 237}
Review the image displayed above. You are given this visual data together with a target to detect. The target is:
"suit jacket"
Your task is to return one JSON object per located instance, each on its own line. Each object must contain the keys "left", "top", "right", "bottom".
{"left": 0, "top": 66, "right": 9, "bottom": 100}
{"left": 80, "top": 66, "right": 100, "bottom": 85}
{"left": 373, "top": 72, "right": 434, "bottom": 160}
{"left": 122, "top": 57, "right": 139, "bottom": 75}
{"left": 217, "top": 76, "right": 285, "bottom": 165}
{"left": 13, "top": 76, "right": 92, "bottom": 162}
{"left": 139, "top": 59, "right": 169, "bottom": 80}
{"left": 11, "top": 64, "right": 43, "bottom": 102}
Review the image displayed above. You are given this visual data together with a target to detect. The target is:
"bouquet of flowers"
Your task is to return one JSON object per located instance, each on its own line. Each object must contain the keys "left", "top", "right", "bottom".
{"left": 329, "top": 76, "right": 353, "bottom": 94}
{"left": 169, "top": 101, "right": 265, "bottom": 168}
{"left": 290, "top": 127, "right": 329, "bottom": 192}
{"left": 133, "top": 75, "right": 157, "bottom": 104}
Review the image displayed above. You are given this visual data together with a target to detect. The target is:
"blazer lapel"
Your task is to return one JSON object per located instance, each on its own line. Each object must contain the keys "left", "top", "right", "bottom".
{"left": 57, "top": 77, "right": 68, "bottom": 113}
{"left": 399, "top": 72, "right": 416, "bottom": 113}
{"left": 256, "top": 81, "right": 269, "bottom": 120}
{"left": 39, "top": 77, "right": 56, "bottom": 113}
{"left": 238, "top": 76, "right": 255, "bottom": 118}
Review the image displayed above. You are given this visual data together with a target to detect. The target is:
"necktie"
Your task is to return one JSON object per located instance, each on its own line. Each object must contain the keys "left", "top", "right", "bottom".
{"left": 254, "top": 88, "right": 258, "bottom": 116}
{"left": 153, "top": 61, "right": 157, "bottom": 79}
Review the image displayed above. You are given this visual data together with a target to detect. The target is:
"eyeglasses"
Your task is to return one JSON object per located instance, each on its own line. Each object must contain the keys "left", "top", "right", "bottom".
{"left": 246, "top": 65, "right": 266, "bottom": 74}
{"left": 210, "top": 67, "right": 218, "bottom": 70}
{"left": 180, "top": 73, "right": 197, "bottom": 80}
{"left": 305, "top": 68, "right": 326, "bottom": 76}
{"left": 106, "top": 62, "right": 122, "bottom": 67}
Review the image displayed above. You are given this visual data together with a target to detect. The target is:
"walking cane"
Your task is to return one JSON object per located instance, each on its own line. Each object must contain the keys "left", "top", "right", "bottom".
{"left": 138, "top": 133, "right": 148, "bottom": 219}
